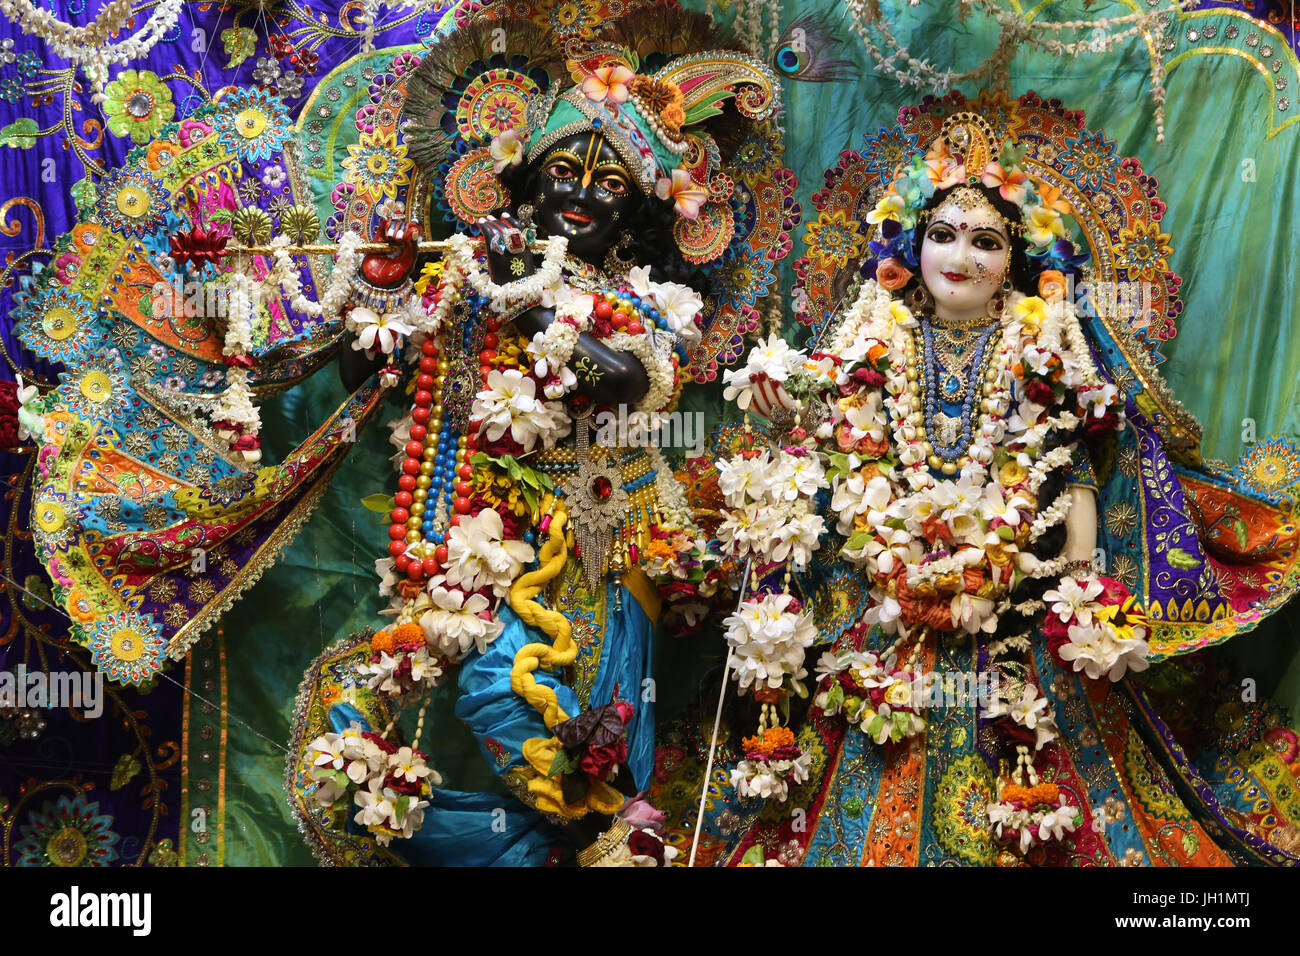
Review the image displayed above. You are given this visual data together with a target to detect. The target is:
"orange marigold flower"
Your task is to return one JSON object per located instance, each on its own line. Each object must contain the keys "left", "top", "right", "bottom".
{"left": 764, "top": 726, "right": 795, "bottom": 749}
{"left": 371, "top": 629, "right": 401, "bottom": 655}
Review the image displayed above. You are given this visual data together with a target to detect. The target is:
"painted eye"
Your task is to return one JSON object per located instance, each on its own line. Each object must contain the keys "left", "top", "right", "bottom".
{"left": 545, "top": 160, "right": 578, "bottom": 180}
{"left": 926, "top": 226, "right": 955, "bottom": 243}
{"left": 599, "top": 175, "right": 629, "bottom": 195}
{"left": 974, "top": 234, "right": 1006, "bottom": 251}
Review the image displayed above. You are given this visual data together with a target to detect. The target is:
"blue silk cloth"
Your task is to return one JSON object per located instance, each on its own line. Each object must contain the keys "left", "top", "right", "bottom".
{"left": 324, "top": 578, "right": 655, "bottom": 865}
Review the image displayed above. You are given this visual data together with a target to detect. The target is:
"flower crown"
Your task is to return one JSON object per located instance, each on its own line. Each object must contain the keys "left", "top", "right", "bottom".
{"left": 865, "top": 137, "right": 1091, "bottom": 278}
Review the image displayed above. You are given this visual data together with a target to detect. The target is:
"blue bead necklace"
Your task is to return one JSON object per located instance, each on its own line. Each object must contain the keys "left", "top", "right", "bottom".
{"left": 919, "top": 318, "right": 1000, "bottom": 462}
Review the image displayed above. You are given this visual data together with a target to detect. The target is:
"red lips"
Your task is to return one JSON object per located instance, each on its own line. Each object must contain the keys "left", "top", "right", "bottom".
{"left": 561, "top": 209, "right": 594, "bottom": 224}
{"left": 941, "top": 272, "right": 970, "bottom": 282}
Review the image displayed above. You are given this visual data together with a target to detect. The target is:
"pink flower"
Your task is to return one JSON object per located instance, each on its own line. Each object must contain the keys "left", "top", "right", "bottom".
{"left": 980, "top": 161, "right": 1028, "bottom": 205}
{"left": 925, "top": 158, "right": 962, "bottom": 191}
{"left": 580, "top": 64, "right": 634, "bottom": 104}
{"left": 178, "top": 119, "right": 214, "bottom": 149}
{"left": 655, "top": 169, "right": 708, "bottom": 220}
{"left": 54, "top": 252, "right": 82, "bottom": 285}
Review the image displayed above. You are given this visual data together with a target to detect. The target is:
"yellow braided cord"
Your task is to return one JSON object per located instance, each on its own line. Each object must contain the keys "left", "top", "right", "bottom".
{"left": 505, "top": 499, "right": 626, "bottom": 818}
{"left": 507, "top": 498, "right": 576, "bottom": 731}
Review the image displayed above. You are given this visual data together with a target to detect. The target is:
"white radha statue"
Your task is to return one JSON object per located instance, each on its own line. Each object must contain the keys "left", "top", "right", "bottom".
{"left": 654, "top": 97, "right": 1300, "bottom": 868}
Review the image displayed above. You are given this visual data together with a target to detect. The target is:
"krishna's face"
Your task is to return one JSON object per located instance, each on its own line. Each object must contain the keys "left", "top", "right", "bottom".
{"left": 532, "top": 133, "right": 641, "bottom": 261}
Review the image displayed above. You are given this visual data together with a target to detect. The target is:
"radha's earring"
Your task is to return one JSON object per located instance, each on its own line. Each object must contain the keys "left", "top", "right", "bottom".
{"left": 908, "top": 282, "right": 933, "bottom": 314}
{"left": 603, "top": 229, "right": 636, "bottom": 275}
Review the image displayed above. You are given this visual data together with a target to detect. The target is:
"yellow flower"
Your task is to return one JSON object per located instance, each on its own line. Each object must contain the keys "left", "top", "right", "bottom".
{"left": 1023, "top": 205, "right": 1066, "bottom": 249}
{"left": 884, "top": 681, "right": 912, "bottom": 708}
{"left": 34, "top": 500, "right": 67, "bottom": 534}
{"left": 998, "top": 461, "right": 1028, "bottom": 486}
{"left": 867, "top": 192, "right": 905, "bottom": 226}
{"left": 1012, "top": 296, "right": 1048, "bottom": 336}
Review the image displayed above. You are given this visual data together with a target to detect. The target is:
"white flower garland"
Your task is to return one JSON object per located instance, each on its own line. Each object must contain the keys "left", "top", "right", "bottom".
{"left": 448, "top": 233, "right": 567, "bottom": 314}
{"left": 270, "top": 230, "right": 365, "bottom": 322}
{"left": 1027, "top": 490, "right": 1073, "bottom": 543}
{"left": 2, "top": 0, "right": 186, "bottom": 99}
{"left": 647, "top": 446, "right": 696, "bottom": 532}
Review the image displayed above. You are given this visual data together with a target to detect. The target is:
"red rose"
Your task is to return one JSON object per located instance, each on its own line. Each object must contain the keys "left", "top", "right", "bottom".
{"left": 1083, "top": 410, "right": 1119, "bottom": 439}
{"left": 1025, "top": 380, "right": 1056, "bottom": 405}
{"left": 627, "top": 829, "right": 664, "bottom": 863}
{"left": 579, "top": 740, "right": 628, "bottom": 781}
{"left": 614, "top": 700, "right": 635, "bottom": 725}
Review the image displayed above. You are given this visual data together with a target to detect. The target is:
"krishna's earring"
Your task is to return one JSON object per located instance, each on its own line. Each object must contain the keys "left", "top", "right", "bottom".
{"left": 603, "top": 229, "right": 635, "bottom": 275}
{"left": 517, "top": 203, "right": 535, "bottom": 229}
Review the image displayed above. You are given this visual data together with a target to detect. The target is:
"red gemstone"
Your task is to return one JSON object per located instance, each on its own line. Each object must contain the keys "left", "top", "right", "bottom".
{"left": 388, "top": 540, "right": 407, "bottom": 557}
{"left": 626, "top": 321, "right": 644, "bottom": 335}
{"left": 402, "top": 458, "right": 421, "bottom": 475}
{"left": 592, "top": 476, "right": 613, "bottom": 499}
{"left": 405, "top": 441, "right": 425, "bottom": 459}
{"left": 406, "top": 562, "right": 425, "bottom": 581}
{"left": 413, "top": 390, "right": 433, "bottom": 407}
{"left": 394, "top": 554, "right": 411, "bottom": 572}
{"left": 389, "top": 524, "right": 407, "bottom": 540}
{"left": 482, "top": 332, "right": 498, "bottom": 350}
{"left": 422, "top": 340, "right": 439, "bottom": 356}
{"left": 419, "top": 356, "right": 438, "bottom": 373}
{"left": 455, "top": 480, "right": 473, "bottom": 497}
{"left": 479, "top": 349, "right": 496, "bottom": 365}
{"left": 435, "top": 545, "right": 449, "bottom": 564}
{"left": 412, "top": 407, "right": 431, "bottom": 424}
{"left": 458, "top": 464, "right": 474, "bottom": 480}
{"left": 398, "top": 474, "right": 417, "bottom": 491}
{"left": 416, "top": 374, "right": 435, "bottom": 390}
{"left": 409, "top": 424, "right": 427, "bottom": 442}
{"left": 391, "top": 507, "right": 410, "bottom": 524}
{"left": 612, "top": 311, "right": 628, "bottom": 329}
{"left": 454, "top": 497, "right": 472, "bottom": 514}
{"left": 485, "top": 316, "right": 500, "bottom": 332}
{"left": 594, "top": 301, "right": 613, "bottom": 321}
{"left": 422, "top": 557, "right": 440, "bottom": 576}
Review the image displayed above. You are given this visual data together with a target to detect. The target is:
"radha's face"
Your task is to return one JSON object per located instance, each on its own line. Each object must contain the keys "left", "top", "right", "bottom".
{"left": 533, "top": 133, "right": 640, "bottom": 261}
{"left": 919, "top": 197, "right": 1011, "bottom": 322}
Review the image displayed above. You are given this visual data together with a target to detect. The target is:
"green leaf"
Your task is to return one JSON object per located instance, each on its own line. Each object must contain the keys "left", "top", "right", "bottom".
{"left": 1166, "top": 547, "right": 1201, "bottom": 570}
{"left": 110, "top": 753, "right": 142, "bottom": 790}
{"left": 842, "top": 531, "right": 869, "bottom": 553}
{"left": 1182, "top": 830, "right": 1199, "bottom": 857}
{"left": 740, "top": 845, "right": 766, "bottom": 866}
{"left": 547, "top": 747, "right": 577, "bottom": 779}
{"left": 361, "top": 493, "right": 394, "bottom": 515}
{"left": 70, "top": 178, "right": 96, "bottom": 215}
{"left": 394, "top": 794, "right": 410, "bottom": 820}
{"left": 825, "top": 683, "right": 844, "bottom": 713}
{"left": 885, "top": 517, "right": 907, "bottom": 531}
{"left": 207, "top": 208, "right": 234, "bottom": 224}
{"left": 866, "top": 715, "right": 884, "bottom": 740}
{"left": 220, "top": 27, "right": 257, "bottom": 69}
{"left": 1233, "top": 519, "right": 1249, "bottom": 551}
{"left": 0, "top": 118, "right": 38, "bottom": 149}
{"left": 996, "top": 524, "right": 1016, "bottom": 541}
